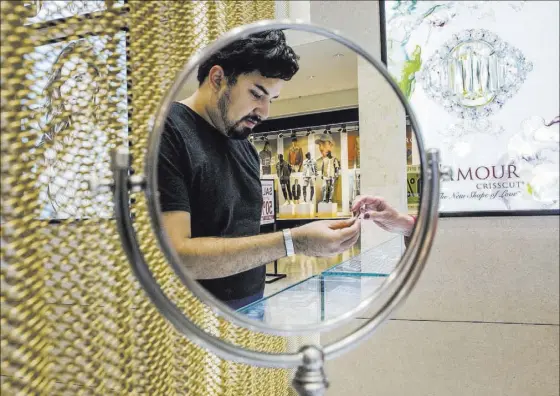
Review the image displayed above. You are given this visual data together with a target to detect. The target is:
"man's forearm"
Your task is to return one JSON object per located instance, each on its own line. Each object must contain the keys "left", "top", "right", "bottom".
{"left": 175, "top": 232, "right": 287, "bottom": 280}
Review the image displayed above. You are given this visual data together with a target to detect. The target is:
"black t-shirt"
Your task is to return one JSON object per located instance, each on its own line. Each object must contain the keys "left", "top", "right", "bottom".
{"left": 157, "top": 102, "right": 265, "bottom": 301}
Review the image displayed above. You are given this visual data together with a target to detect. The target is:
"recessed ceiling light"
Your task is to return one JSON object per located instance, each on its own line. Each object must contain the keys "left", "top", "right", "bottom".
{"left": 307, "top": 75, "right": 315, "bottom": 79}
{"left": 333, "top": 53, "right": 344, "bottom": 57}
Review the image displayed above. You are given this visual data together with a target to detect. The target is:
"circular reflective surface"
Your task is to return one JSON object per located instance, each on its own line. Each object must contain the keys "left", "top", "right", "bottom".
{"left": 146, "top": 21, "right": 427, "bottom": 335}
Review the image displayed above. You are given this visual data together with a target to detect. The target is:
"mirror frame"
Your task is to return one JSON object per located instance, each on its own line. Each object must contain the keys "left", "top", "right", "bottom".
{"left": 112, "top": 19, "right": 441, "bottom": 366}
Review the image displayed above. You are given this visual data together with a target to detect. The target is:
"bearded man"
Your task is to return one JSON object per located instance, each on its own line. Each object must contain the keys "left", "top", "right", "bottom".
{"left": 157, "top": 30, "right": 362, "bottom": 309}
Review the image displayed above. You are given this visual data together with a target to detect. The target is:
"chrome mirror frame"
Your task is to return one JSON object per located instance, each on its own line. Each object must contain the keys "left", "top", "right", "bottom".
{"left": 109, "top": 19, "right": 444, "bottom": 396}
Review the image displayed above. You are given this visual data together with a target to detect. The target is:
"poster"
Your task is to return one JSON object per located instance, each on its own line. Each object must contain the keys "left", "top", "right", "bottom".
{"left": 283, "top": 135, "right": 305, "bottom": 172}
{"left": 260, "top": 179, "right": 275, "bottom": 225}
{"left": 384, "top": 1, "right": 559, "bottom": 213}
{"left": 406, "top": 121, "right": 413, "bottom": 165}
{"left": 252, "top": 138, "right": 278, "bottom": 176}
{"left": 25, "top": 32, "right": 128, "bottom": 220}
{"left": 24, "top": 0, "right": 125, "bottom": 24}
{"left": 407, "top": 165, "right": 421, "bottom": 214}
{"left": 347, "top": 129, "right": 360, "bottom": 169}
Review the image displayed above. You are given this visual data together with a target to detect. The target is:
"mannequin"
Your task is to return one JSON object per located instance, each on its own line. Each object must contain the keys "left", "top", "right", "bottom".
{"left": 259, "top": 141, "right": 272, "bottom": 175}
{"left": 302, "top": 152, "right": 317, "bottom": 202}
{"left": 288, "top": 137, "right": 304, "bottom": 172}
{"left": 276, "top": 154, "right": 292, "bottom": 204}
{"left": 321, "top": 151, "right": 340, "bottom": 203}
{"left": 291, "top": 179, "right": 302, "bottom": 204}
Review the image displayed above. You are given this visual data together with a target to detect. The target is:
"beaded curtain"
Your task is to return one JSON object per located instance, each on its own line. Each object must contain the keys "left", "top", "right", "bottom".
{"left": 1, "top": 1, "right": 291, "bottom": 394}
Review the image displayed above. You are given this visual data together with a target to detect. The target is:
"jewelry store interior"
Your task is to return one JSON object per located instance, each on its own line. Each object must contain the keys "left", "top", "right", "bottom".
{"left": 2, "top": 1, "right": 558, "bottom": 396}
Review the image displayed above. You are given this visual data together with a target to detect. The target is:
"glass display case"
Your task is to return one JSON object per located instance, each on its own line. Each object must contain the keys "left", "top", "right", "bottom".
{"left": 237, "top": 236, "right": 404, "bottom": 327}
{"left": 324, "top": 236, "right": 404, "bottom": 276}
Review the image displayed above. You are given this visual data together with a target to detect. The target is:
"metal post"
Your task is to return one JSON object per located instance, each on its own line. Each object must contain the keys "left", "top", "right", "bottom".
{"left": 266, "top": 220, "right": 287, "bottom": 283}
{"left": 292, "top": 346, "right": 329, "bottom": 396}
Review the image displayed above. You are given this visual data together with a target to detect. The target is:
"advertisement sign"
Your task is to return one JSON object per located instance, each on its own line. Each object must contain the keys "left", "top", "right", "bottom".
{"left": 383, "top": 1, "right": 559, "bottom": 214}
{"left": 407, "top": 165, "right": 421, "bottom": 214}
{"left": 25, "top": 32, "right": 128, "bottom": 220}
{"left": 261, "top": 179, "right": 275, "bottom": 225}
{"left": 24, "top": 0, "right": 125, "bottom": 25}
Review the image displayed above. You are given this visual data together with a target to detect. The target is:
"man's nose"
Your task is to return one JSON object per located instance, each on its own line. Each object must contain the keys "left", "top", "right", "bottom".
{"left": 255, "top": 101, "right": 270, "bottom": 120}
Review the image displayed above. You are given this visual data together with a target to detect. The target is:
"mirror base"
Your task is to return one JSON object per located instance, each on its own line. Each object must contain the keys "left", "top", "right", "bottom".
{"left": 292, "top": 346, "right": 329, "bottom": 396}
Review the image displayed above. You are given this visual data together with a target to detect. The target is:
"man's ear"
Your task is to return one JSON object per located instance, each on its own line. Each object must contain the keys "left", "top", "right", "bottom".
{"left": 208, "top": 65, "right": 225, "bottom": 91}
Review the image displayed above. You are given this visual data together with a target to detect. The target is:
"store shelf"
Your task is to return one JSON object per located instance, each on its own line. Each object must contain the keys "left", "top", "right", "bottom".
{"left": 276, "top": 215, "right": 351, "bottom": 221}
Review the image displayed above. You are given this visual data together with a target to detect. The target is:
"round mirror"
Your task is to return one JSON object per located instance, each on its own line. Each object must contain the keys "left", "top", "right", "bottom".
{"left": 143, "top": 21, "right": 432, "bottom": 336}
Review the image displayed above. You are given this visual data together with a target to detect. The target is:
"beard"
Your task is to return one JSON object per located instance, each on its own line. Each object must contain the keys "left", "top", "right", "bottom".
{"left": 217, "top": 89, "right": 261, "bottom": 140}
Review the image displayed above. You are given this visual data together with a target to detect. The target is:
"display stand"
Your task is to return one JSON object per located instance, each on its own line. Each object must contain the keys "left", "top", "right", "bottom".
{"left": 266, "top": 261, "right": 287, "bottom": 284}
{"left": 317, "top": 202, "right": 337, "bottom": 217}
{"left": 266, "top": 220, "right": 287, "bottom": 284}
{"left": 279, "top": 203, "right": 295, "bottom": 218}
{"left": 296, "top": 203, "right": 314, "bottom": 217}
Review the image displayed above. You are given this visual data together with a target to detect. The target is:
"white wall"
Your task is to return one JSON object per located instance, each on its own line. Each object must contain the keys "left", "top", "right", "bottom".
{"left": 303, "top": 2, "right": 559, "bottom": 395}
{"left": 323, "top": 216, "right": 560, "bottom": 395}
{"left": 310, "top": 0, "right": 407, "bottom": 249}
{"left": 270, "top": 88, "right": 357, "bottom": 118}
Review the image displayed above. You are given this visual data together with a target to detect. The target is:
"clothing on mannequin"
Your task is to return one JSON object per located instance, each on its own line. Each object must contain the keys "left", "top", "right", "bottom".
{"left": 322, "top": 177, "right": 335, "bottom": 203}
{"left": 281, "top": 182, "right": 293, "bottom": 203}
{"left": 302, "top": 152, "right": 317, "bottom": 202}
{"left": 321, "top": 151, "right": 340, "bottom": 203}
{"left": 276, "top": 154, "right": 293, "bottom": 203}
{"left": 288, "top": 137, "right": 304, "bottom": 172}
{"left": 302, "top": 155, "right": 317, "bottom": 178}
{"left": 303, "top": 177, "right": 314, "bottom": 202}
{"left": 291, "top": 179, "right": 302, "bottom": 203}
{"left": 321, "top": 152, "right": 340, "bottom": 179}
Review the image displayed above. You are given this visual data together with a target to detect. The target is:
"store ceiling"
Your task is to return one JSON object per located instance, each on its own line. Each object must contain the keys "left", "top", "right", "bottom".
{"left": 174, "top": 37, "right": 358, "bottom": 102}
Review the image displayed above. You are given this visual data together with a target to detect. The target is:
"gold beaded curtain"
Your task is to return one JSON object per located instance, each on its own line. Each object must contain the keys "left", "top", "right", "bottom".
{"left": 1, "top": 1, "right": 290, "bottom": 395}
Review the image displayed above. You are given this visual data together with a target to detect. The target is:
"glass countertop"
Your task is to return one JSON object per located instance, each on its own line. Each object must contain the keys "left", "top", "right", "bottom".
{"left": 323, "top": 236, "right": 404, "bottom": 276}
{"left": 237, "top": 274, "right": 388, "bottom": 327}
{"left": 237, "top": 236, "right": 405, "bottom": 327}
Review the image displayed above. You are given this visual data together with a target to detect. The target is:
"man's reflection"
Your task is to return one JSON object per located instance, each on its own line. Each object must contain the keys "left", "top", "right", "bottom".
{"left": 158, "top": 30, "right": 362, "bottom": 310}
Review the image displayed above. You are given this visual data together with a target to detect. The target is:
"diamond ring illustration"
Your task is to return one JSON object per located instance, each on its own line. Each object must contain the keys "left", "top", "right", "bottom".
{"left": 419, "top": 29, "right": 533, "bottom": 120}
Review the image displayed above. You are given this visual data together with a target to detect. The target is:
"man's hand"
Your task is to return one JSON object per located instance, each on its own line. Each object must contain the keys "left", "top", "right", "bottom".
{"left": 291, "top": 217, "right": 361, "bottom": 257}
{"left": 351, "top": 195, "right": 415, "bottom": 237}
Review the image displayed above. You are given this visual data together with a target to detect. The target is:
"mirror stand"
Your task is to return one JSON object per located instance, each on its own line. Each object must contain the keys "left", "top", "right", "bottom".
{"left": 292, "top": 346, "right": 329, "bottom": 396}
{"left": 103, "top": 147, "right": 331, "bottom": 396}
{"left": 102, "top": 143, "right": 442, "bottom": 395}
{"left": 98, "top": 20, "right": 443, "bottom": 396}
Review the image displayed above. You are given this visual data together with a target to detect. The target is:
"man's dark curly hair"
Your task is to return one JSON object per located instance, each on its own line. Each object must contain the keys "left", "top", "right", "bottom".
{"left": 197, "top": 30, "right": 300, "bottom": 86}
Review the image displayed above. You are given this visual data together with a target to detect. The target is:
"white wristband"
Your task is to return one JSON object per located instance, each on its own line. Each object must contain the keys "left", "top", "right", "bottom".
{"left": 283, "top": 228, "right": 295, "bottom": 257}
